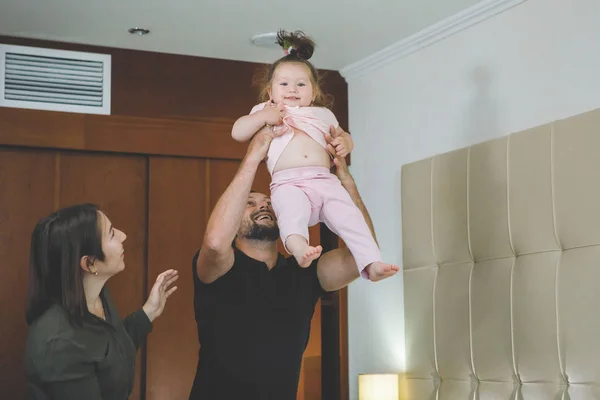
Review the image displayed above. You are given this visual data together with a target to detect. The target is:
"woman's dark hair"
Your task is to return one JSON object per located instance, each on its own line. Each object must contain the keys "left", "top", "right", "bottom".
{"left": 255, "top": 29, "right": 333, "bottom": 108}
{"left": 26, "top": 203, "right": 105, "bottom": 325}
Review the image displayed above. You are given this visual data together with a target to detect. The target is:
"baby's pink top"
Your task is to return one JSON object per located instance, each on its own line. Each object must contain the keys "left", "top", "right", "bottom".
{"left": 249, "top": 102, "right": 339, "bottom": 175}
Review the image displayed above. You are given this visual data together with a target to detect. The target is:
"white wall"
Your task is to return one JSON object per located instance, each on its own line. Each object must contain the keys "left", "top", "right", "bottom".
{"left": 345, "top": 0, "right": 600, "bottom": 398}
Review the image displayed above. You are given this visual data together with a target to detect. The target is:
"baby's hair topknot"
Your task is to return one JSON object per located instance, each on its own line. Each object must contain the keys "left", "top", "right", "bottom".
{"left": 276, "top": 30, "right": 315, "bottom": 61}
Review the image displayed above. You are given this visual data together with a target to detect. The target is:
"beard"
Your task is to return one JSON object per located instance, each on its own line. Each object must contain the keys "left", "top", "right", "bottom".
{"left": 238, "top": 220, "right": 280, "bottom": 242}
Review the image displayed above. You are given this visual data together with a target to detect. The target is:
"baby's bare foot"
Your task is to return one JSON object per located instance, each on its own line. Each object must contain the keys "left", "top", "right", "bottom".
{"left": 366, "top": 262, "right": 400, "bottom": 281}
{"left": 295, "top": 245, "right": 323, "bottom": 268}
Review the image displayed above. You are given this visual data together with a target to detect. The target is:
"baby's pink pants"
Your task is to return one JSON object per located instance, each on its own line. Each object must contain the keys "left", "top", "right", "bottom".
{"left": 270, "top": 166, "right": 380, "bottom": 279}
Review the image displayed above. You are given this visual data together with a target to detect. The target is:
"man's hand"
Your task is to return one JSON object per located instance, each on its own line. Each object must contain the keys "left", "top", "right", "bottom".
{"left": 325, "top": 125, "right": 352, "bottom": 184}
{"left": 325, "top": 125, "right": 354, "bottom": 158}
{"left": 245, "top": 126, "right": 276, "bottom": 163}
{"left": 332, "top": 148, "right": 351, "bottom": 184}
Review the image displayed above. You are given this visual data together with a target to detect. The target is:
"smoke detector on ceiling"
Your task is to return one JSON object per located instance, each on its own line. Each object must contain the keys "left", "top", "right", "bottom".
{"left": 250, "top": 33, "right": 279, "bottom": 49}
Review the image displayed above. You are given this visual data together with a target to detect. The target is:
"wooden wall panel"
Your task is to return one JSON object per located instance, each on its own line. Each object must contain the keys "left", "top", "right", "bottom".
{"left": 84, "top": 115, "right": 244, "bottom": 159}
{"left": 299, "top": 304, "right": 323, "bottom": 400}
{"left": 0, "top": 107, "right": 85, "bottom": 149}
{"left": 146, "top": 157, "right": 207, "bottom": 400}
{"left": 0, "top": 147, "right": 57, "bottom": 399}
{"left": 0, "top": 35, "right": 348, "bottom": 127}
{"left": 57, "top": 151, "right": 148, "bottom": 400}
{"left": 302, "top": 356, "right": 323, "bottom": 400}
{"left": 0, "top": 107, "right": 246, "bottom": 160}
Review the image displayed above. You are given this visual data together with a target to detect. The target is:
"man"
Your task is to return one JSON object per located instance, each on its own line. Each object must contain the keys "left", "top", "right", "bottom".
{"left": 189, "top": 125, "right": 398, "bottom": 399}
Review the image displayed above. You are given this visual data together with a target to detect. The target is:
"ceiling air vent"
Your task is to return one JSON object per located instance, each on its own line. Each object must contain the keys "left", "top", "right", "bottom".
{"left": 0, "top": 44, "right": 111, "bottom": 115}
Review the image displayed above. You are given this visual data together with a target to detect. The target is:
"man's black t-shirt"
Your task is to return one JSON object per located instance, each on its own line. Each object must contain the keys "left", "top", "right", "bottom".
{"left": 189, "top": 248, "right": 325, "bottom": 400}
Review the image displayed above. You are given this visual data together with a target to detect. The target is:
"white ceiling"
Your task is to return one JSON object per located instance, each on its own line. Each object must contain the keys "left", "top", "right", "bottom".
{"left": 0, "top": 0, "right": 484, "bottom": 71}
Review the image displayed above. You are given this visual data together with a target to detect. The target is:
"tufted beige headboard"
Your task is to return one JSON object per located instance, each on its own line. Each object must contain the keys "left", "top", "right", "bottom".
{"left": 400, "top": 108, "right": 600, "bottom": 399}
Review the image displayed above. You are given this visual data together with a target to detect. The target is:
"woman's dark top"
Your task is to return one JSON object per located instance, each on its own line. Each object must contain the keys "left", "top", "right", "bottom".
{"left": 25, "top": 288, "right": 152, "bottom": 400}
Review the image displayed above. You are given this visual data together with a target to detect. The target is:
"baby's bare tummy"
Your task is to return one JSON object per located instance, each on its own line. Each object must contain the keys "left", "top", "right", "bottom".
{"left": 272, "top": 129, "right": 330, "bottom": 173}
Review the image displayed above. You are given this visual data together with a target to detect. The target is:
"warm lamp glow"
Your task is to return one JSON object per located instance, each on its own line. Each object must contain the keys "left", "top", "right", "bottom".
{"left": 358, "top": 374, "right": 399, "bottom": 400}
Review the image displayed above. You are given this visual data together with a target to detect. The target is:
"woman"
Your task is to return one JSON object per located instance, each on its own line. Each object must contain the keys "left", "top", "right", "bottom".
{"left": 25, "top": 203, "right": 178, "bottom": 399}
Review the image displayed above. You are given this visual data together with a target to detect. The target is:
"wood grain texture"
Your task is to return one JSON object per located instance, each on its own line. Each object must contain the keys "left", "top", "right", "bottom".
{"left": 84, "top": 114, "right": 245, "bottom": 159}
{"left": 145, "top": 157, "right": 207, "bottom": 400}
{"left": 302, "top": 356, "right": 323, "bottom": 400}
{"left": 0, "top": 107, "right": 246, "bottom": 160}
{"left": 0, "top": 147, "right": 57, "bottom": 400}
{"left": 0, "top": 107, "right": 85, "bottom": 149}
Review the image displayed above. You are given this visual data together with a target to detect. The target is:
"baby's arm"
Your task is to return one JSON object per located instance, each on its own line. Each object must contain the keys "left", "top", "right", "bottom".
{"left": 232, "top": 113, "right": 269, "bottom": 142}
{"left": 231, "top": 102, "right": 283, "bottom": 142}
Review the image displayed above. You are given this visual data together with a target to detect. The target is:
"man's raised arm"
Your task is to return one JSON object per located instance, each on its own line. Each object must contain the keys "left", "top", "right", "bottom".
{"left": 196, "top": 128, "right": 273, "bottom": 283}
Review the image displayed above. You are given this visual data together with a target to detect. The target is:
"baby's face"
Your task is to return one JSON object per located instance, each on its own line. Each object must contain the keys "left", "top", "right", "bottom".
{"left": 269, "top": 62, "right": 314, "bottom": 107}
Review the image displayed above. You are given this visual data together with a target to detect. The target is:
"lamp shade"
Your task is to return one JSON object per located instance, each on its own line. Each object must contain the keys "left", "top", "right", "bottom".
{"left": 358, "top": 374, "right": 399, "bottom": 400}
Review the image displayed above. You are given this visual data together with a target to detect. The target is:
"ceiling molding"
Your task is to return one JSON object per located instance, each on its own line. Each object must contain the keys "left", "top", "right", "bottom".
{"left": 340, "top": 0, "right": 528, "bottom": 80}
